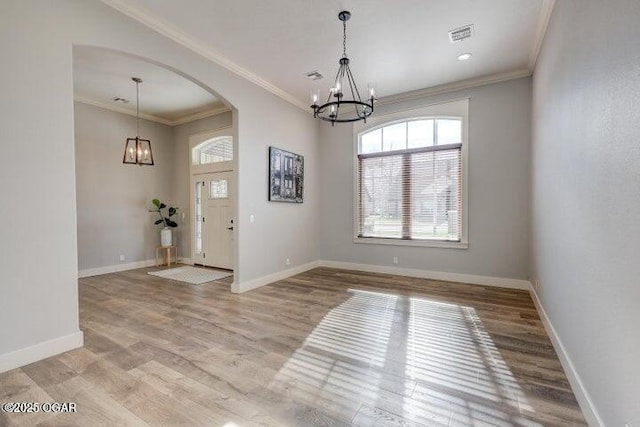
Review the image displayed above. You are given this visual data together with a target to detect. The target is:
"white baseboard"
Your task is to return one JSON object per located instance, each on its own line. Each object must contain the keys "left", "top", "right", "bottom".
{"left": 0, "top": 331, "right": 84, "bottom": 374}
{"left": 78, "top": 259, "right": 157, "bottom": 278}
{"left": 232, "top": 260, "right": 322, "bottom": 293}
{"left": 318, "top": 260, "right": 531, "bottom": 290}
{"left": 232, "top": 259, "right": 530, "bottom": 294}
{"left": 529, "top": 286, "right": 603, "bottom": 427}
{"left": 82, "top": 258, "right": 529, "bottom": 291}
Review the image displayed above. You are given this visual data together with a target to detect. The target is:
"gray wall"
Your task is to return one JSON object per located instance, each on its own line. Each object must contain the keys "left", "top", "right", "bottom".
{"left": 531, "top": 1, "right": 640, "bottom": 424}
{"left": 1, "top": 1, "right": 81, "bottom": 362}
{"left": 74, "top": 102, "right": 174, "bottom": 270}
{"left": 320, "top": 78, "right": 531, "bottom": 280}
{"left": 172, "top": 112, "right": 233, "bottom": 255}
{"left": 0, "top": 0, "right": 319, "bottom": 364}
{"left": 237, "top": 97, "right": 321, "bottom": 284}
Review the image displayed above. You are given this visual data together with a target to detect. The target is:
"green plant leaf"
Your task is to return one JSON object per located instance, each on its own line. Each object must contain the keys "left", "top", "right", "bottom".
{"left": 166, "top": 220, "right": 178, "bottom": 228}
{"left": 152, "top": 198, "right": 160, "bottom": 207}
{"left": 168, "top": 207, "right": 176, "bottom": 216}
{"left": 158, "top": 203, "right": 166, "bottom": 209}
{"left": 154, "top": 219, "right": 164, "bottom": 225}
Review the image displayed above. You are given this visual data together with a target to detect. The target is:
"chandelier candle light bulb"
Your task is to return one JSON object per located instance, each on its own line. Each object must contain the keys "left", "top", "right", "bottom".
{"left": 311, "top": 88, "right": 320, "bottom": 106}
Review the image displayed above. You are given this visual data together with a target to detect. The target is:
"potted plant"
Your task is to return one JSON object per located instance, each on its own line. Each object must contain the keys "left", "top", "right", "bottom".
{"left": 151, "top": 198, "right": 178, "bottom": 246}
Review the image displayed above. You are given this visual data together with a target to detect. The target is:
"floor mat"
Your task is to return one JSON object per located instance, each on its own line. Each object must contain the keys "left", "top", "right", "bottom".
{"left": 148, "top": 266, "right": 232, "bottom": 284}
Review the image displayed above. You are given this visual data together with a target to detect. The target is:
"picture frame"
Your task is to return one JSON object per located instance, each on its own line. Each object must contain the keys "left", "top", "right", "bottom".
{"left": 269, "top": 146, "right": 304, "bottom": 203}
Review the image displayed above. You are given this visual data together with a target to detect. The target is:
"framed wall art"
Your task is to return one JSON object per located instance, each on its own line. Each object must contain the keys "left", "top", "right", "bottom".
{"left": 269, "top": 146, "right": 304, "bottom": 203}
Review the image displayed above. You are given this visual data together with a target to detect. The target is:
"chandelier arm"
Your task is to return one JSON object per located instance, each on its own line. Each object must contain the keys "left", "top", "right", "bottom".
{"left": 346, "top": 65, "right": 364, "bottom": 103}
{"left": 346, "top": 65, "right": 367, "bottom": 117}
{"left": 344, "top": 66, "right": 361, "bottom": 117}
{"left": 345, "top": 66, "right": 358, "bottom": 101}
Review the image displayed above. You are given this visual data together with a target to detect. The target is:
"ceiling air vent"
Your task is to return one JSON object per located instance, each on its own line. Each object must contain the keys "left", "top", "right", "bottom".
{"left": 448, "top": 24, "right": 474, "bottom": 43}
{"left": 305, "top": 70, "right": 324, "bottom": 81}
{"left": 111, "top": 96, "right": 130, "bottom": 104}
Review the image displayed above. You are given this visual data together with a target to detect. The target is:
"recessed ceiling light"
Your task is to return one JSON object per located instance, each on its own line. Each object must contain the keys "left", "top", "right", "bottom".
{"left": 457, "top": 53, "right": 472, "bottom": 61}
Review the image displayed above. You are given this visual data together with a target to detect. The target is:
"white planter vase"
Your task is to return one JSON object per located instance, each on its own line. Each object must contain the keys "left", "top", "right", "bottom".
{"left": 160, "top": 227, "right": 173, "bottom": 247}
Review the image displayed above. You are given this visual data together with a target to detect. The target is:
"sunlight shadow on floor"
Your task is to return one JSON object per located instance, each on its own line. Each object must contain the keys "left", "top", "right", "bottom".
{"left": 269, "top": 288, "right": 540, "bottom": 426}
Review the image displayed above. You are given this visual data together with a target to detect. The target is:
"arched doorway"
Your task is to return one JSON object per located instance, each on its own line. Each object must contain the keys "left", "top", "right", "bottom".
{"left": 73, "top": 45, "right": 238, "bottom": 285}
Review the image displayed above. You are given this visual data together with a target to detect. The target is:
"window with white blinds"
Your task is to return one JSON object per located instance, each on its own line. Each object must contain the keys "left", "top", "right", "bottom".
{"left": 357, "top": 118, "right": 463, "bottom": 242}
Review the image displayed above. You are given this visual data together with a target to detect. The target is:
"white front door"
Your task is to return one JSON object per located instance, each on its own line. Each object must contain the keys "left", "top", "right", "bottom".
{"left": 193, "top": 172, "right": 234, "bottom": 269}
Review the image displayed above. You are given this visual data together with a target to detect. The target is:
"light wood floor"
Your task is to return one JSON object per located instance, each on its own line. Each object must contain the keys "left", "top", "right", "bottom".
{"left": 0, "top": 267, "right": 587, "bottom": 426}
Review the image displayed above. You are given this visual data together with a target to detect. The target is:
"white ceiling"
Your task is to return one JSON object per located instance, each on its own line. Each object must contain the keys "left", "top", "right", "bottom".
{"left": 102, "top": 0, "right": 551, "bottom": 109}
{"left": 73, "top": 46, "right": 226, "bottom": 124}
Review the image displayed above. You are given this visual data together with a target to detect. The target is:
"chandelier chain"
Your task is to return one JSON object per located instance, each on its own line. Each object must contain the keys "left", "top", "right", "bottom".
{"left": 343, "top": 20, "right": 347, "bottom": 57}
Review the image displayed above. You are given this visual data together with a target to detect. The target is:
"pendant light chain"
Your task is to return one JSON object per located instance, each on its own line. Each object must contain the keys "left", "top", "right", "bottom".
{"left": 136, "top": 79, "right": 140, "bottom": 138}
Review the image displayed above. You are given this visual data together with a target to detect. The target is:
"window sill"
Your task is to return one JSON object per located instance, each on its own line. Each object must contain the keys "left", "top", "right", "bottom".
{"left": 353, "top": 237, "right": 469, "bottom": 249}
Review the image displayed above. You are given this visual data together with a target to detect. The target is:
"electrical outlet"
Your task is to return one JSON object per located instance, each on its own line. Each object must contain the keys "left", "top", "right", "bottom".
{"left": 393, "top": 256, "right": 398, "bottom": 264}
{"left": 119, "top": 254, "right": 125, "bottom": 262}
{"left": 286, "top": 258, "right": 290, "bottom": 266}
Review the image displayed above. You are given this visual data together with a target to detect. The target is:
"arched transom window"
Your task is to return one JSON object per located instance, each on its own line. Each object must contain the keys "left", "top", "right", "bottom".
{"left": 192, "top": 136, "right": 233, "bottom": 165}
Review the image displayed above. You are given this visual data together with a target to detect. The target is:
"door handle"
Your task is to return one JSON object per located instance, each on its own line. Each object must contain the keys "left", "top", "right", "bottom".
{"left": 227, "top": 226, "right": 234, "bottom": 231}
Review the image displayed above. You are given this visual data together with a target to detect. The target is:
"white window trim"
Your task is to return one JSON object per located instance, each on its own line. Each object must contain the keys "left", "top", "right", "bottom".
{"left": 352, "top": 98, "right": 469, "bottom": 249}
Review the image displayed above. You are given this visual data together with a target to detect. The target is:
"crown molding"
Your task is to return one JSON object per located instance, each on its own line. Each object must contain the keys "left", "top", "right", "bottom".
{"left": 100, "top": 0, "right": 309, "bottom": 112}
{"left": 74, "top": 96, "right": 173, "bottom": 125}
{"left": 529, "top": 0, "right": 556, "bottom": 71}
{"left": 375, "top": 69, "right": 532, "bottom": 107}
{"left": 74, "top": 96, "right": 229, "bottom": 126}
{"left": 169, "top": 106, "right": 231, "bottom": 126}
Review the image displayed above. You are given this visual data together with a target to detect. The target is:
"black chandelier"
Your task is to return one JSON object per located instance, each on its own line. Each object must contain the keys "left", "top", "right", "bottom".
{"left": 311, "top": 11, "right": 375, "bottom": 124}
{"left": 123, "top": 77, "right": 154, "bottom": 166}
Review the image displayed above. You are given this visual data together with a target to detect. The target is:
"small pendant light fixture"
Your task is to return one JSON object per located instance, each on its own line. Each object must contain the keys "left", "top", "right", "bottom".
{"left": 311, "top": 11, "right": 376, "bottom": 125}
{"left": 123, "top": 77, "right": 154, "bottom": 166}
